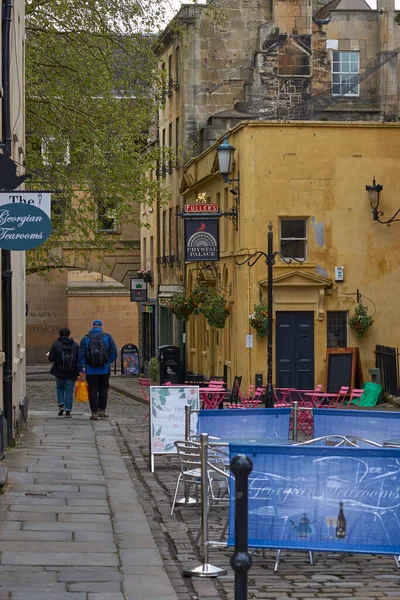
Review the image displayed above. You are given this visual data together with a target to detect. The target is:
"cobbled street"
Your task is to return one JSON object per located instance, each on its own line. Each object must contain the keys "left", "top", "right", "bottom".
{"left": 7, "top": 373, "right": 400, "bottom": 600}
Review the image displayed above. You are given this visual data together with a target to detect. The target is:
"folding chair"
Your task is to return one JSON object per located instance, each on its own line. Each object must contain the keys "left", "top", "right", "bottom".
{"left": 227, "top": 376, "right": 242, "bottom": 406}
{"left": 138, "top": 377, "right": 151, "bottom": 422}
{"left": 348, "top": 388, "right": 364, "bottom": 409}
{"left": 328, "top": 386, "right": 350, "bottom": 409}
{"left": 295, "top": 385, "right": 323, "bottom": 435}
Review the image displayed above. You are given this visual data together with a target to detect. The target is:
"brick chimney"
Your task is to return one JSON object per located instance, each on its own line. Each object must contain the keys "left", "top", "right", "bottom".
{"left": 377, "top": 0, "right": 397, "bottom": 118}
{"left": 273, "top": 0, "right": 312, "bottom": 35}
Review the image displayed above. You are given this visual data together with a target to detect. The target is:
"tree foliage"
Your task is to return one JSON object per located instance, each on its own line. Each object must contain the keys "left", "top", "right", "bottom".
{"left": 25, "top": 0, "right": 174, "bottom": 273}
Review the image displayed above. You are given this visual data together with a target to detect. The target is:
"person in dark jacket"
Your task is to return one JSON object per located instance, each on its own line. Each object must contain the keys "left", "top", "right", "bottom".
{"left": 48, "top": 328, "right": 79, "bottom": 418}
{"left": 78, "top": 320, "right": 117, "bottom": 420}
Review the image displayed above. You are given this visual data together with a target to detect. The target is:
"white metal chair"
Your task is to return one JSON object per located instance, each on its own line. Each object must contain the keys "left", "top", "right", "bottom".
{"left": 171, "top": 441, "right": 202, "bottom": 515}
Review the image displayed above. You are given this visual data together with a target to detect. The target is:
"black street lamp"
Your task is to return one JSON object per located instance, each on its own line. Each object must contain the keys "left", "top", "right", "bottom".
{"left": 366, "top": 178, "right": 400, "bottom": 226}
{"left": 237, "top": 222, "right": 304, "bottom": 408}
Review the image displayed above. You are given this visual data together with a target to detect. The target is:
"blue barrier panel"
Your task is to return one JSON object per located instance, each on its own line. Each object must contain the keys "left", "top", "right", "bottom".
{"left": 197, "top": 408, "right": 291, "bottom": 441}
{"left": 228, "top": 444, "right": 400, "bottom": 555}
{"left": 313, "top": 409, "right": 400, "bottom": 446}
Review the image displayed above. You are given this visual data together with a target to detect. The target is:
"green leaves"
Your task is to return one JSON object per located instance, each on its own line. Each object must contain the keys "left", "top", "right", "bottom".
{"left": 25, "top": 0, "right": 171, "bottom": 274}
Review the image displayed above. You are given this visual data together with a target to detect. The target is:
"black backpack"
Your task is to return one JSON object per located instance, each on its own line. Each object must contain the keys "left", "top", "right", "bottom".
{"left": 86, "top": 333, "right": 109, "bottom": 367}
{"left": 57, "top": 341, "right": 77, "bottom": 372}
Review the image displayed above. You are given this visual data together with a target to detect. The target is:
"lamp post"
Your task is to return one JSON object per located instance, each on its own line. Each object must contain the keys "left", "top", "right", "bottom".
{"left": 237, "top": 222, "right": 304, "bottom": 407}
{"left": 366, "top": 178, "right": 400, "bottom": 226}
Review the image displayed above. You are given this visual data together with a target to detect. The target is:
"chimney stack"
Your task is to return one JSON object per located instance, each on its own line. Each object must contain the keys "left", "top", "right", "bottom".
{"left": 273, "top": 0, "right": 312, "bottom": 36}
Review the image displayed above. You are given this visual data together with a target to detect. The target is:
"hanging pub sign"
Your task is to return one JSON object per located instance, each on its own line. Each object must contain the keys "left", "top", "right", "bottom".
{"left": 0, "top": 192, "right": 51, "bottom": 218}
{"left": 130, "top": 278, "right": 148, "bottom": 302}
{"left": 184, "top": 218, "right": 219, "bottom": 262}
{"left": 184, "top": 204, "right": 219, "bottom": 214}
{"left": 0, "top": 203, "right": 52, "bottom": 251}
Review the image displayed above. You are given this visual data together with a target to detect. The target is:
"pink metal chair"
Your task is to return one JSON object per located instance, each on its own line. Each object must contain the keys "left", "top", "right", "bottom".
{"left": 295, "top": 385, "right": 323, "bottom": 435}
{"left": 327, "top": 386, "right": 350, "bottom": 409}
{"left": 274, "top": 388, "right": 295, "bottom": 407}
{"left": 138, "top": 377, "right": 151, "bottom": 422}
{"left": 227, "top": 386, "right": 262, "bottom": 409}
{"left": 348, "top": 388, "right": 364, "bottom": 409}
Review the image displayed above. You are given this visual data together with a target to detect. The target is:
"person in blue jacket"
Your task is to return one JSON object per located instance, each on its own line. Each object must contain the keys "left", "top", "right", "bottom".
{"left": 78, "top": 319, "right": 117, "bottom": 420}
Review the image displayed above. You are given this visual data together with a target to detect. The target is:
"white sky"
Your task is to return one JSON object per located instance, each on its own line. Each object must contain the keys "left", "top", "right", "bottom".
{"left": 168, "top": 1, "right": 400, "bottom": 20}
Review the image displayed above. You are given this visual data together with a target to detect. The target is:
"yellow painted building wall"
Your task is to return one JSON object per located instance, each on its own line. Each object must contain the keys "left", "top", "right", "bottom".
{"left": 182, "top": 122, "right": 400, "bottom": 390}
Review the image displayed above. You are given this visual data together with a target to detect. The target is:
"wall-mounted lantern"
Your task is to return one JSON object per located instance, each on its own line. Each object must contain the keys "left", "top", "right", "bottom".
{"left": 216, "top": 136, "right": 240, "bottom": 230}
{"left": 366, "top": 177, "right": 400, "bottom": 226}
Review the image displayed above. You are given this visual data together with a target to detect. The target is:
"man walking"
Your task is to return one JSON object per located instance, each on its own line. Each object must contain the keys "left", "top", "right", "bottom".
{"left": 78, "top": 320, "right": 117, "bottom": 420}
{"left": 48, "top": 328, "right": 79, "bottom": 418}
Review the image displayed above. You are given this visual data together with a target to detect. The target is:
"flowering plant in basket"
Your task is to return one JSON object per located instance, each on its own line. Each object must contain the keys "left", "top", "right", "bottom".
{"left": 202, "top": 294, "right": 231, "bottom": 329}
{"left": 348, "top": 303, "right": 374, "bottom": 339}
{"left": 249, "top": 302, "right": 270, "bottom": 338}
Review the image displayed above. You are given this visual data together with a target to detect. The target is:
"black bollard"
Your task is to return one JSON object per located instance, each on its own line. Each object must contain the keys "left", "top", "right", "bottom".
{"left": 230, "top": 454, "right": 253, "bottom": 600}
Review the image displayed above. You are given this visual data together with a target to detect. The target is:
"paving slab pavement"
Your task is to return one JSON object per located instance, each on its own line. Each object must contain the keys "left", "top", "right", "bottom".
{"left": 23, "top": 373, "right": 400, "bottom": 600}
{"left": 0, "top": 412, "right": 179, "bottom": 600}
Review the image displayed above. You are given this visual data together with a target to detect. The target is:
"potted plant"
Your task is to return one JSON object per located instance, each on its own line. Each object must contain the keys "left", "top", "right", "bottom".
{"left": 202, "top": 294, "right": 231, "bottom": 329}
{"left": 148, "top": 357, "right": 159, "bottom": 383}
{"left": 348, "top": 303, "right": 374, "bottom": 339}
{"left": 167, "top": 292, "right": 194, "bottom": 321}
{"left": 249, "top": 302, "right": 269, "bottom": 338}
{"left": 137, "top": 269, "right": 153, "bottom": 284}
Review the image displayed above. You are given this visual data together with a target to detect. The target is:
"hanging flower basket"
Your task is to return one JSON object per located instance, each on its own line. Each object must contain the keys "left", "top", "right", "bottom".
{"left": 348, "top": 303, "right": 374, "bottom": 339}
{"left": 202, "top": 294, "right": 231, "bottom": 329}
{"left": 249, "top": 302, "right": 270, "bottom": 338}
{"left": 137, "top": 269, "right": 153, "bottom": 284}
{"left": 167, "top": 293, "right": 193, "bottom": 321}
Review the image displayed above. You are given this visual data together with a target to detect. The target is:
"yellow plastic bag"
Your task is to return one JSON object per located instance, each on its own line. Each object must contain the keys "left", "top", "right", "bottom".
{"left": 74, "top": 375, "right": 89, "bottom": 403}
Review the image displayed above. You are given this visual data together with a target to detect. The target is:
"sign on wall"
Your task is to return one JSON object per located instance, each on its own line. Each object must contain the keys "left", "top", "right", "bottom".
{"left": 0, "top": 192, "right": 51, "bottom": 218}
{"left": 130, "top": 278, "right": 148, "bottom": 302}
{"left": 0, "top": 203, "right": 52, "bottom": 251}
{"left": 184, "top": 218, "right": 219, "bottom": 262}
{"left": 149, "top": 386, "right": 199, "bottom": 472}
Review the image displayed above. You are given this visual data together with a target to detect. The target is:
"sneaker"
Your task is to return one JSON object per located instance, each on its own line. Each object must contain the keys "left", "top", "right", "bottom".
{"left": 58, "top": 405, "right": 64, "bottom": 416}
{"left": 98, "top": 411, "right": 108, "bottom": 418}
{"left": 90, "top": 413, "right": 98, "bottom": 421}
{"left": 65, "top": 412, "right": 72, "bottom": 419}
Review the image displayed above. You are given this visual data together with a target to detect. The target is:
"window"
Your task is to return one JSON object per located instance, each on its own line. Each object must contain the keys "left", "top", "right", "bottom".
{"left": 332, "top": 51, "right": 359, "bottom": 97}
{"left": 41, "top": 136, "right": 70, "bottom": 166}
{"left": 176, "top": 46, "right": 180, "bottom": 87}
{"left": 175, "top": 117, "right": 180, "bottom": 166}
{"left": 97, "top": 200, "right": 117, "bottom": 232}
{"left": 280, "top": 219, "right": 307, "bottom": 260}
{"left": 327, "top": 311, "right": 348, "bottom": 348}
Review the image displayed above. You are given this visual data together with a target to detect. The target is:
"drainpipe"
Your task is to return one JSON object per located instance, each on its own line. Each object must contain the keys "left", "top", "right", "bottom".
{"left": 2, "top": 0, "right": 14, "bottom": 446}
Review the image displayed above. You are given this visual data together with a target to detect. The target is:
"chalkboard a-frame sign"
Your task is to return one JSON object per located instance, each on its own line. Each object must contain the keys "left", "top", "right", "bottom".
{"left": 324, "top": 347, "right": 363, "bottom": 393}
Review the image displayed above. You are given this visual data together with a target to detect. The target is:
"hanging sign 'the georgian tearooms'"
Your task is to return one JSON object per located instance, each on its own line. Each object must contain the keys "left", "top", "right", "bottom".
{"left": 0, "top": 203, "right": 52, "bottom": 251}
{"left": 0, "top": 154, "right": 52, "bottom": 250}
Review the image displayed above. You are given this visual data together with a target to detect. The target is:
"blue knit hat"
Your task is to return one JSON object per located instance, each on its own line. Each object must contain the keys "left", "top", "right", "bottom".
{"left": 92, "top": 319, "right": 102, "bottom": 327}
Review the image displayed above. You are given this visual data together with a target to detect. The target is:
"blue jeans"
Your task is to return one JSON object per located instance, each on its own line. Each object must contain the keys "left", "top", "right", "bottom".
{"left": 56, "top": 378, "right": 75, "bottom": 412}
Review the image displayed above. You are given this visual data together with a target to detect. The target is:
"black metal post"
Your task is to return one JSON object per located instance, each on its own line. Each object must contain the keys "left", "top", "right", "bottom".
{"left": 230, "top": 454, "right": 253, "bottom": 600}
{"left": 2, "top": 250, "right": 13, "bottom": 446}
{"left": 266, "top": 222, "right": 274, "bottom": 408}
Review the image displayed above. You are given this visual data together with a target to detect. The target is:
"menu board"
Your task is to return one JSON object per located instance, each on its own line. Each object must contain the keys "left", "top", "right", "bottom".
{"left": 149, "top": 386, "right": 199, "bottom": 472}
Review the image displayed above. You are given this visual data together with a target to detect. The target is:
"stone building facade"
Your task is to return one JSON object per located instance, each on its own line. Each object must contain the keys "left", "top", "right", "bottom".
{"left": 181, "top": 121, "right": 400, "bottom": 390}
{"left": 0, "top": 0, "right": 27, "bottom": 443}
{"left": 140, "top": 0, "right": 400, "bottom": 371}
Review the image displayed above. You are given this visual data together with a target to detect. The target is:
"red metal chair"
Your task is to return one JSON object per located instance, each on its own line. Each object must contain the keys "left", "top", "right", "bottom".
{"left": 138, "top": 377, "right": 151, "bottom": 422}
{"left": 295, "top": 385, "right": 323, "bottom": 435}
{"left": 348, "top": 388, "right": 364, "bottom": 409}
{"left": 327, "top": 386, "right": 350, "bottom": 409}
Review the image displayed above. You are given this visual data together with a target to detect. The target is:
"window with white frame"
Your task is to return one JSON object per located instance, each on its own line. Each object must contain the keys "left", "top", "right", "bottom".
{"left": 280, "top": 219, "right": 307, "bottom": 260}
{"left": 332, "top": 51, "right": 359, "bottom": 97}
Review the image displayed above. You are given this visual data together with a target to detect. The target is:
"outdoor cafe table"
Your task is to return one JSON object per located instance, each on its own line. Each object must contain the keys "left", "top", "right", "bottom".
{"left": 199, "top": 388, "right": 226, "bottom": 409}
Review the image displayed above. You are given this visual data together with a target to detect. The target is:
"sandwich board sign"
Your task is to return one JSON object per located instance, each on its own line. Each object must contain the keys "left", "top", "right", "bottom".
{"left": 149, "top": 385, "right": 199, "bottom": 472}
